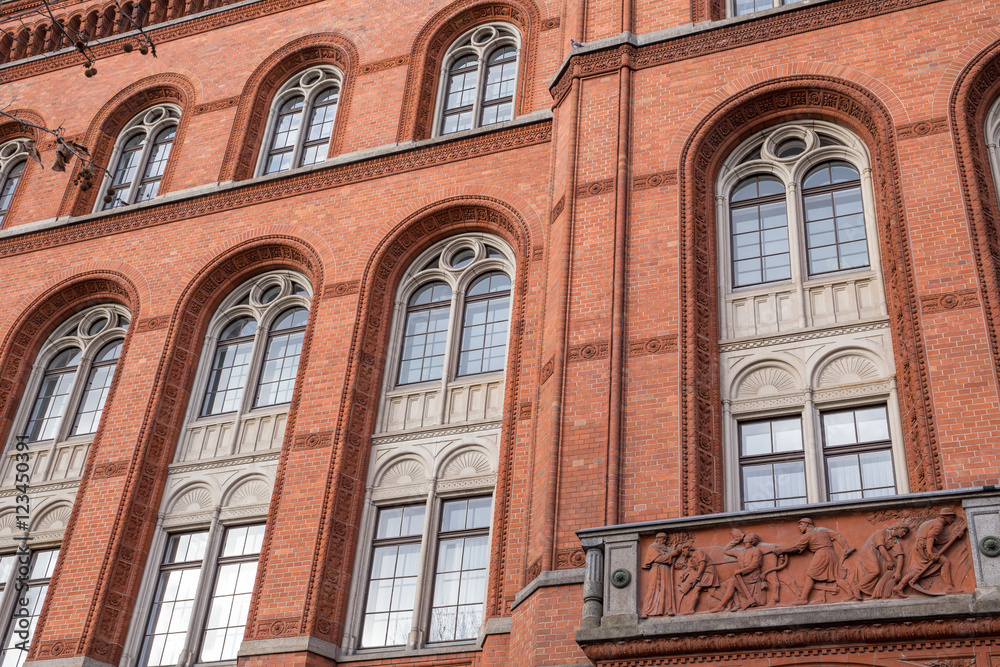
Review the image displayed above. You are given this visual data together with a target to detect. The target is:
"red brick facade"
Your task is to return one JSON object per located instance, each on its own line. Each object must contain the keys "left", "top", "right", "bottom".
{"left": 0, "top": 0, "right": 997, "bottom": 665}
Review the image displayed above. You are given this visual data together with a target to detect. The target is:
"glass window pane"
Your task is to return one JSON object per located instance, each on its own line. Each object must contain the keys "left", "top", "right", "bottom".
{"left": 740, "top": 421, "right": 773, "bottom": 456}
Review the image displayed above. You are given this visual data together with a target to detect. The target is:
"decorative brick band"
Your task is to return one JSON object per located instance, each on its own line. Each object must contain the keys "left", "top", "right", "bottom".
{"left": 920, "top": 288, "right": 980, "bottom": 314}
{"left": 92, "top": 460, "right": 131, "bottom": 479}
{"left": 540, "top": 356, "right": 554, "bottom": 383}
{"left": 555, "top": 547, "right": 585, "bottom": 569}
{"left": 0, "top": 120, "right": 550, "bottom": 260}
{"left": 531, "top": 244, "right": 544, "bottom": 261}
{"left": 292, "top": 430, "right": 334, "bottom": 451}
{"left": 135, "top": 315, "right": 170, "bottom": 333}
{"left": 323, "top": 280, "right": 360, "bottom": 299}
{"left": 517, "top": 401, "right": 532, "bottom": 420}
{"left": 897, "top": 117, "right": 948, "bottom": 140}
{"left": 360, "top": 55, "right": 409, "bottom": 75}
{"left": 192, "top": 96, "right": 240, "bottom": 115}
{"left": 633, "top": 170, "right": 677, "bottom": 191}
{"left": 550, "top": 194, "right": 565, "bottom": 223}
{"left": 576, "top": 178, "right": 614, "bottom": 199}
{"left": 628, "top": 334, "right": 678, "bottom": 357}
{"left": 253, "top": 616, "right": 302, "bottom": 639}
{"left": 568, "top": 340, "right": 609, "bottom": 362}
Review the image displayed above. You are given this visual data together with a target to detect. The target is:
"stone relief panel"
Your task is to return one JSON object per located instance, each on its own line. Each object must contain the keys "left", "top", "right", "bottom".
{"left": 0, "top": 487, "right": 77, "bottom": 549}
{"left": 178, "top": 408, "right": 287, "bottom": 461}
{"left": 160, "top": 456, "right": 278, "bottom": 527}
{"left": 636, "top": 507, "right": 972, "bottom": 618}
{"left": 379, "top": 377, "right": 504, "bottom": 433}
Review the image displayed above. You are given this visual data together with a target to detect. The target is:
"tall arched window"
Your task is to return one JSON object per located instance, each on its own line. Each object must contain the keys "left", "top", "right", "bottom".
{"left": 0, "top": 139, "right": 28, "bottom": 226}
{"left": 3, "top": 305, "right": 130, "bottom": 485}
{"left": 436, "top": 24, "right": 520, "bottom": 136}
{"left": 716, "top": 122, "right": 904, "bottom": 511}
{"left": 342, "top": 235, "right": 514, "bottom": 655}
{"left": 984, "top": 96, "right": 1000, "bottom": 213}
{"left": 258, "top": 67, "right": 342, "bottom": 175}
{"left": 98, "top": 104, "right": 180, "bottom": 211}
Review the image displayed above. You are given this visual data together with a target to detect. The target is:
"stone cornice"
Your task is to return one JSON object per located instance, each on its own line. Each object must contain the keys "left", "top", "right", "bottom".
{"left": 0, "top": 113, "right": 551, "bottom": 258}
{"left": 548, "top": 0, "right": 945, "bottom": 105}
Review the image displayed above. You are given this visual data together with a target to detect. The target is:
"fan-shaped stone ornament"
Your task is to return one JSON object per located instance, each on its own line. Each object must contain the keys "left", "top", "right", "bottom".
{"left": 737, "top": 367, "right": 797, "bottom": 398}
{"left": 226, "top": 479, "right": 271, "bottom": 507}
{"left": 443, "top": 451, "right": 492, "bottom": 478}
{"left": 819, "top": 355, "right": 881, "bottom": 387}
{"left": 381, "top": 459, "right": 427, "bottom": 487}
{"left": 36, "top": 504, "right": 72, "bottom": 532}
{"left": 0, "top": 512, "right": 17, "bottom": 537}
{"left": 173, "top": 487, "right": 215, "bottom": 514}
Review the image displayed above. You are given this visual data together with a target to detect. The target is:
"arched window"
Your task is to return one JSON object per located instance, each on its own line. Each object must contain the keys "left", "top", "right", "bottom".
{"left": 176, "top": 271, "right": 311, "bottom": 462}
{"left": 0, "top": 139, "right": 28, "bottom": 226}
{"left": 3, "top": 305, "right": 129, "bottom": 485}
{"left": 436, "top": 24, "right": 520, "bottom": 136}
{"left": 716, "top": 122, "right": 904, "bottom": 511}
{"left": 343, "top": 234, "right": 514, "bottom": 655}
{"left": 98, "top": 104, "right": 180, "bottom": 211}
{"left": 258, "top": 67, "right": 342, "bottom": 175}
{"left": 731, "top": 0, "right": 805, "bottom": 17}
{"left": 984, "top": 96, "right": 1000, "bottom": 212}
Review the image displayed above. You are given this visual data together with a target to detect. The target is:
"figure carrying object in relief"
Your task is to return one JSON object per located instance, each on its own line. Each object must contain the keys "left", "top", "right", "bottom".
{"left": 852, "top": 522, "right": 909, "bottom": 599}
{"left": 774, "top": 518, "right": 860, "bottom": 605}
{"left": 640, "top": 532, "right": 680, "bottom": 618}
{"left": 676, "top": 543, "right": 720, "bottom": 614}
{"left": 893, "top": 507, "right": 965, "bottom": 597}
{"left": 711, "top": 532, "right": 767, "bottom": 612}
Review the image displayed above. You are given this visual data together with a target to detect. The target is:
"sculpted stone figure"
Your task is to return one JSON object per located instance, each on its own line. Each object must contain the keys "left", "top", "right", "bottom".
{"left": 853, "top": 522, "right": 909, "bottom": 599}
{"left": 711, "top": 532, "right": 766, "bottom": 612}
{"left": 640, "top": 532, "right": 680, "bottom": 618}
{"left": 894, "top": 507, "right": 965, "bottom": 596}
{"left": 676, "top": 543, "right": 720, "bottom": 614}
{"left": 774, "top": 518, "right": 859, "bottom": 605}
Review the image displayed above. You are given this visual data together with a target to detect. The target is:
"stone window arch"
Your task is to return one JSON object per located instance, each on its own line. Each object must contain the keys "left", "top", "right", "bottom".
{"left": 717, "top": 121, "right": 904, "bottom": 512}
{"left": 985, "top": 96, "right": 1000, "bottom": 212}
{"left": 257, "top": 66, "right": 343, "bottom": 175}
{"left": 0, "top": 140, "right": 28, "bottom": 226}
{"left": 434, "top": 23, "right": 521, "bottom": 137}
{"left": 2, "top": 304, "right": 130, "bottom": 487}
{"left": 97, "top": 103, "right": 180, "bottom": 211}
{"left": 175, "top": 270, "right": 311, "bottom": 462}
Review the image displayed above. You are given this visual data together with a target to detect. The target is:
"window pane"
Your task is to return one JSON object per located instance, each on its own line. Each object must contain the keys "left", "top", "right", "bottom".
{"left": 202, "top": 340, "right": 253, "bottom": 415}
{"left": 802, "top": 164, "right": 868, "bottom": 275}
{"left": 254, "top": 329, "right": 304, "bottom": 407}
{"left": 399, "top": 298, "right": 451, "bottom": 384}
{"left": 429, "top": 535, "right": 487, "bottom": 642}
{"left": 0, "top": 160, "right": 25, "bottom": 225}
{"left": 855, "top": 406, "right": 890, "bottom": 442}
{"left": 459, "top": 278, "right": 509, "bottom": 377}
{"left": 361, "top": 537, "right": 420, "bottom": 648}
{"left": 140, "top": 564, "right": 202, "bottom": 666}
{"left": 741, "top": 460, "right": 806, "bottom": 509}
{"left": 200, "top": 557, "right": 259, "bottom": 662}
{"left": 71, "top": 340, "right": 123, "bottom": 436}
{"left": 24, "top": 369, "right": 77, "bottom": 442}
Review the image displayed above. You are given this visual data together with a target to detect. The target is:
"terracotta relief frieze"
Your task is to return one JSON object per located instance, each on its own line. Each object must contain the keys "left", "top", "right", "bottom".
{"left": 531, "top": 244, "right": 544, "bottom": 261}
{"left": 568, "top": 340, "right": 609, "bottom": 362}
{"left": 540, "top": 356, "right": 554, "bottom": 383}
{"left": 540, "top": 16, "right": 560, "bottom": 30}
{"left": 576, "top": 178, "right": 615, "bottom": 199}
{"left": 359, "top": 55, "right": 409, "bottom": 75}
{"left": 897, "top": 118, "right": 948, "bottom": 141}
{"left": 0, "top": 120, "right": 550, "bottom": 260}
{"left": 291, "top": 430, "right": 334, "bottom": 451}
{"left": 633, "top": 170, "right": 677, "bottom": 191}
{"left": 192, "top": 96, "right": 240, "bottom": 115}
{"left": 920, "top": 288, "right": 981, "bottom": 314}
{"left": 637, "top": 508, "right": 970, "bottom": 619}
{"left": 92, "top": 459, "right": 130, "bottom": 479}
{"left": 556, "top": 547, "right": 585, "bottom": 569}
{"left": 628, "top": 334, "right": 677, "bottom": 357}
{"left": 550, "top": 194, "right": 565, "bottom": 223}
{"left": 518, "top": 401, "right": 532, "bottom": 420}
{"left": 134, "top": 315, "right": 170, "bottom": 333}
{"left": 322, "top": 280, "right": 360, "bottom": 299}
{"left": 550, "top": 0, "right": 945, "bottom": 106}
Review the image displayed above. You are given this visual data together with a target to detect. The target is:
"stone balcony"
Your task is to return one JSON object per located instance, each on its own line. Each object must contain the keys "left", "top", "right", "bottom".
{"left": 575, "top": 488, "right": 1000, "bottom": 663}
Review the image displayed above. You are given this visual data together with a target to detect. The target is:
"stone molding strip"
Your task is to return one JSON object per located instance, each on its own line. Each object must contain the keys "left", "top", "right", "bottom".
{"left": 511, "top": 568, "right": 584, "bottom": 610}
{"left": 192, "top": 96, "right": 241, "bottom": 115}
{"left": 897, "top": 117, "right": 948, "bottom": 140}
{"left": 0, "top": 115, "right": 551, "bottom": 259}
{"left": 920, "top": 288, "right": 980, "bottom": 313}
{"left": 548, "top": 0, "right": 945, "bottom": 105}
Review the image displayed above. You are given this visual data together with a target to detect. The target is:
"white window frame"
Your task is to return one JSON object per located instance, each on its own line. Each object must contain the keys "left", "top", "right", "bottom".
{"left": 0, "top": 139, "right": 29, "bottom": 226}
{"left": 254, "top": 66, "right": 343, "bottom": 177}
{"left": 1, "top": 305, "right": 130, "bottom": 488}
{"left": 728, "top": 0, "right": 805, "bottom": 18}
{"left": 0, "top": 546, "right": 60, "bottom": 667}
{"left": 94, "top": 104, "right": 180, "bottom": 212}
{"left": 985, "top": 96, "right": 1000, "bottom": 210}
{"left": 431, "top": 23, "right": 521, "bottom": 138}
{"left": 379, "top": 235, "right": 515, "bottom": 405}
{"left": 124, "top": 521, "right": 265, "bottom": 667}
{"left": 176, "top": 271, "right": 311, "bottom": 463}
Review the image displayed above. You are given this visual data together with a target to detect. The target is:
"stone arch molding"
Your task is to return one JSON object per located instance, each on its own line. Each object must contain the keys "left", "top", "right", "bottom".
{"left": 258, "top": 197, "right": 530, "bottom": 646}
{"left": 27, "top": 236, "right": 324, "bottom": 665}
{"left": 219, "top": 33, "right": 360, "bottom": 182}
{"left": 396, "top": 0, "right": 541, "bottom": 142}
{"left": 678, "top": 75, "right": 940, "bottom": 516}
{"left": 58, "top": 72, "right": 200, "bottom": 217}
{"left": 950, "top": 36, "right": 1000, "bottom": 406}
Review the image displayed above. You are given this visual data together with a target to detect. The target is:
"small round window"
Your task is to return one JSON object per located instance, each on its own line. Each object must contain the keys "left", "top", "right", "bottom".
{"left": 775, "top": 138, "right": 806, "bottom": 159}
{"left": 86, "top": 318, "right": 108, "bottom": 336}
{"left": 450, "top": 249, "right": 475, "bottom": 269}
{"left": 259, "top": 285, "right": 281, "bottom": 304}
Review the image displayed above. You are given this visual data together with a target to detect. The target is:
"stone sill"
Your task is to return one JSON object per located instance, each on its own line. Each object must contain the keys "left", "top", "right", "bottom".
{"left": 577, "top": 590, "right": 1000, "bottom": 644}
